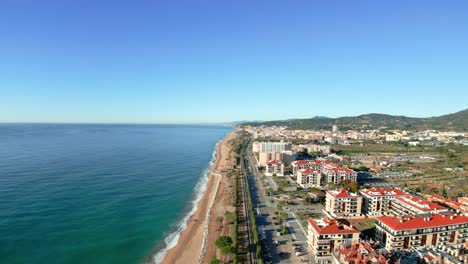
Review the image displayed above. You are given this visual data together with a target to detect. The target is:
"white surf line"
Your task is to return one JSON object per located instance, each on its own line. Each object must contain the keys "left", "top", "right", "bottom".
{"left": 197, "top": 172, "right": 222, "bottom": 264}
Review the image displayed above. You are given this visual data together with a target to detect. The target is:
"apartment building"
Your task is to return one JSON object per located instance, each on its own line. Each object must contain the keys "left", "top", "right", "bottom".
{"left": 265, "top": 160, "right": 284, "bottom": 176}
{"left": 332, "top": 241, "right": 389, "bottom": 264}
{"left": 258, "top": 152, "right": 283, "bottom": 166}
{"left": 296, "top": 168, "right": 322, "bottom": 189}
{"left": 360, "top": 188, "right": 406, "bottom": 216}
{"left": 424, "top": 194, "right": 468, "bottom": 216}
{"left": 322, "top": 165, "right": 357, "bottom": 185}
{"left": 291, "top": 159, "right": 331, "bottom": 174}
{"left": 257, "top": 142, "right": 292, "bottom": 153}
{"left": 391, "top": 195, "right": 450, "bottom": 217}
{"left": 325, "top": 190, "right": 363, "bottom": 218}
{"left": 308, "top": 218, "right": 360, "bottom": 264}
{"left": 375, "top": 214, "right": 468, "bottom": 251}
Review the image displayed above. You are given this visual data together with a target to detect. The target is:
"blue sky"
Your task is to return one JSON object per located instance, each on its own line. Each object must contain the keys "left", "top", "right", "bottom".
{"left": 1, "top": 0, "right": 467, "bottom": 123}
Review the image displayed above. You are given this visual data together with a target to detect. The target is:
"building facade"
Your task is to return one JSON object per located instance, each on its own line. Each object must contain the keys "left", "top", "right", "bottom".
{"left": 375, "top": 214, "right": 468, "bottom": 251}
{"left": 259, "top": 142, "right": 292, "bottom": 153}
{"left": 322, "top": 165, "right": 357, "bottom": 185}
{"left": 265, "top": 160, "right": 284, "bottom": 176}
{"left": 296, "top": 168, "right": 322, "bottom": 189}
{"left": 360, "top": 188, "right": 406, "bottom": 216}
{"left": 391, "top": 195, "right": 450, "bottom": 217}
{"left": 325, "top": 190, "right": 363, "bottom": 218}
{"left": 308, "top": 218, "right": 360, "bottom": 264}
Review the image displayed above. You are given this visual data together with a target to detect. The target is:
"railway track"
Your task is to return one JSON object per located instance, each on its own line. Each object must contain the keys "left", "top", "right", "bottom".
{"left": 236, "top": 155, "right": 256, "bottom": 263}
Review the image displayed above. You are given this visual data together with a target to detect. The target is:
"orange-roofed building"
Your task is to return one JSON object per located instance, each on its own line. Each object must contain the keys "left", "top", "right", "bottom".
{"left": 265, "top": 160, "right": 284, "bottom": 176}
{"left": 333, "top": 241, "right": 389, "bottom": 264}
{"left": 375, "top": 214, "right": 468, "bottom": 251}
{"left": 296, "top": 167, "right": 322, "bottom": 188}
{"left": 322, "top": 164, "right": 357, "bottom": 185}
{"left": 308, "top": 218, "right": 360, "bottom": 264}
{"left": 325, "top": 190, "right": 363, "bottom": 218}
{"left": 360, "top": 187, "right": 407, "bottom": 216}
{"left": 390, "top": 195, "right": 450, "bottom": 217}
{"left": 423, "top": 194, "right": 468, "bottom": 216}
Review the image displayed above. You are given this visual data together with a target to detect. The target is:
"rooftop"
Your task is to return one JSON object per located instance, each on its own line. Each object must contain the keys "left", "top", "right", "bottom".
{"left": 327, "top": 189, "right": 361, "bottom": 198}
{"left": 376, "top": 214, "right": 468, "bottom": 231}
{"left": 266, "top": 160, "right": 283, "bottom": 165}
{"left": 395, "top": 195, "right": 446, "bottom": 212}
{"left": 298, "top": 167, "right": 320, "bottom": 174}
{"left": 309, "top": 218, "right": 360, "bottom": 235}
{"left": 360, "top": 187, "right": 406, "bottom": 197}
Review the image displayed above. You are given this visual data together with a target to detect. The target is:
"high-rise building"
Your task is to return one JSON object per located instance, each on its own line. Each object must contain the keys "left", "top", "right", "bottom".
{"left": 259, "top": 142, "right": 291, "bottom": 153}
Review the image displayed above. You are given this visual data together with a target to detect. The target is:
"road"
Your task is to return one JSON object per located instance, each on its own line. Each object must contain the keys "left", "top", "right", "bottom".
{"left": 245, "top": 144, "right": 311, "bottom": 263}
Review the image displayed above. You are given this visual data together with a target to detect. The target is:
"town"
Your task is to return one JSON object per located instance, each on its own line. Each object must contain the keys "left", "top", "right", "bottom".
{"left": 236, "top": 124, "right": 467, "bottom": 264}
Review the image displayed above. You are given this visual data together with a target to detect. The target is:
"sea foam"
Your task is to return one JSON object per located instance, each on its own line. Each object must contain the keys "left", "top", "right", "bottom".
{"left": 151, "top": 139, "right": 221, "bottom": 263}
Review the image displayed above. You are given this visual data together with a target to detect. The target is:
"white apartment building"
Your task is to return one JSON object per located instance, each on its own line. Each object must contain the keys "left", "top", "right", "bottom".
{"left": 360, "top": 188, "right": 406, "bottom": 216}
{"left": 391, "top": 195, "right": 450, "bottom": 217}
{"left": 308, "top": 218, "right": 360, "bottom": 264}
{"left": 265, "top": 160, "right": 284, "bottom": 176}
{"left": 325, "top": 190, "right": 363, "bottom": 218}
{"left": 321, "top": 165, "right": 357, "bottom": 185}
{"left": 376, "top": 214, "right": 468, "bottom": 251}
{"left": 258, "top": 142, "right": 292, "bottom": 153}
{"left": 296, "top": 168, "right": 322, "bottom": 189}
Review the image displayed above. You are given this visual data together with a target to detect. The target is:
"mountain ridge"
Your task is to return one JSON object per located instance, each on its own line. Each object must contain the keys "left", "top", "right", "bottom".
{"left": 241, "top": 109, "right": 468, "bottom": 131}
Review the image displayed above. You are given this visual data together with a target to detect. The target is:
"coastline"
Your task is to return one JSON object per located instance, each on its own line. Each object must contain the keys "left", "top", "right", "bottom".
{"left": 157, "top": 131, "right": 236, "bottom": 264}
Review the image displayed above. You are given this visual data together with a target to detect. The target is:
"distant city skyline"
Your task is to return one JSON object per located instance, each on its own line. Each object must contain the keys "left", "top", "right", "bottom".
{"left": 1, "top": 1, "right": 467, "bottom": 123}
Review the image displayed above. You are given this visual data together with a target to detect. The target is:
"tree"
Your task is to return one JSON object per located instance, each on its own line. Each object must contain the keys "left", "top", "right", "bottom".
{"left": 442, "top": 189, "right": 448, "bottom": 198}
{"left": 279, "top": 212, "right": 288, "bottom": 223}
{"left": 210, "top": 256, "right": 221, "bottom": 264}
{"left": 215, "top": 236, "right": 235, "bottom": 256}
{"left": 357, "top": 165, "right": 369, "bottom": 172}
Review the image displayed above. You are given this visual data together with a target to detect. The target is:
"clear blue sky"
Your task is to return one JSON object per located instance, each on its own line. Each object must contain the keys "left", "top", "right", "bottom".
{"left": 1, "top": 0, "right": 467, "bottom": 123}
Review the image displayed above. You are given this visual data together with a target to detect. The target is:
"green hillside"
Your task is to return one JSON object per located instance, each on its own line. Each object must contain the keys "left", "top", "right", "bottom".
{"left": 242, "top": 109, "right": 468, "bottom": 131}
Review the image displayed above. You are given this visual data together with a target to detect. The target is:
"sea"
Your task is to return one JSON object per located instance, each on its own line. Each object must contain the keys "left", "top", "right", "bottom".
{"left": 0, "top": 124, "right": 231, "bottom": 264}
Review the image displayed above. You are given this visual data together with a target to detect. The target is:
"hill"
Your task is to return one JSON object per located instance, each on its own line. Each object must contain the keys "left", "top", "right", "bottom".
{"left": 241, "top": 109, "right": 468, "bottom": 131}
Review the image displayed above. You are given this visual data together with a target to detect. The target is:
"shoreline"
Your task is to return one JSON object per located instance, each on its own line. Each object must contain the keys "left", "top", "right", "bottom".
{"left": 157, "top": 131, "right": 235, "bottom": 264}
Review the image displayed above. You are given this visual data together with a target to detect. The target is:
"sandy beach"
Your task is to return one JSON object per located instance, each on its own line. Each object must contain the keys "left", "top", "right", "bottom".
{"left": 161, "top": 131, "right": 236, "bottom": 264}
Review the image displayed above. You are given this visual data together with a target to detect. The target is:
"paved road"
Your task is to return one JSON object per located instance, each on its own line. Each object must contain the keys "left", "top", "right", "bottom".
{"left": 246, "top": 146, "right": 311, "bottom": 263}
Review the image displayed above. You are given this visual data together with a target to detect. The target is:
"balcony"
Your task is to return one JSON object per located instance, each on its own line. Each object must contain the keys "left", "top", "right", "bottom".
{"left": 317, "top": 239, "right": 330, "bottom": 245}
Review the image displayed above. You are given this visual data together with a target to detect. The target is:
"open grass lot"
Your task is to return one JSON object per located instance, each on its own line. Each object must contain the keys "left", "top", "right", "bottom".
{"left": 348, "top": 218, "right": 377, "bottom": 239}
{"left": 349, "top": 218, "right": 376, "bottom": 231}
{"left": 297, "top": 211, "right": 323, "bottom": 229}
{"left": 333, "top": 143, "right": 468, "bottom": 197}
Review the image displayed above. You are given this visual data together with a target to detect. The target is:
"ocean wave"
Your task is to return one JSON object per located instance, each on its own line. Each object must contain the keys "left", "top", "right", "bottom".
{"left": 151, "top": 139, "right": 221, "bottom": 264}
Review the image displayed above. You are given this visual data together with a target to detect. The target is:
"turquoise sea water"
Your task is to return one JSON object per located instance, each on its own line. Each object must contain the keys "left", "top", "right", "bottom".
{"left": 0, "top": 124, "right": 231, "bottom": 264}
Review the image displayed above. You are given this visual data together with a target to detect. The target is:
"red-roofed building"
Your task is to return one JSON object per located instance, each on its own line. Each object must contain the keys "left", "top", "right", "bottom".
{"left": 333, "top": 241, "right": 389, "bottom": 264}
{"left": 375, "top": 214, "right": 468, "bottom": 251}
{"left": 308, "top": 218, "right": 360, "bottom": 263}
{"left": 291, "top": 159, "right": 312, "bottom": 174}
{"left": 360, "top": 188, "right": 407, "bottom": 216}
{"left": 265, "top": 160, "right": 284, "bottom": 176}
{"left": 296, "top": 167, "right": 322, "bottom": 188}
{"left": 391, "top": 195, "right": 450, "bottom": 217}
{"left": 423, "top": 194, "right": 468, "bottom": 216}
{"left": 291, "top": 159, "right": 334, "bottom": 174}
{"left": 325, "top": 190, "right": 363, "bottom": 218}
{"left": 322, "top": 164, "right": 357, "bottom": 185}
